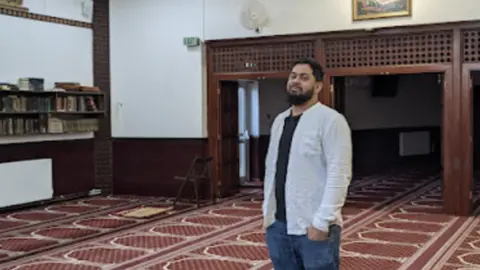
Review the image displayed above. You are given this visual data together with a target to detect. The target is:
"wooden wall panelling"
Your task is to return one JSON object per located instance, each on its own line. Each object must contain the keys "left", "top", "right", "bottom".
{"left": 206, "top": 34, "right": 318, "bottom": 51}
{"left": 463, "top": 29, "right": 480, "bottom": 63}
{"left": 0, "top": 140, "right": 95, "bottom": 197}
{"left": 112, "top": 139, "right": 209, "bottom": 198}
{"left": 210, "top": 41, "right": 316, "bottom": 74}
{"left": 322, "top": 31, "right": 453, "bottom": 70}
{"left": 315, "top": 39, "right": 332, "bottom": 106}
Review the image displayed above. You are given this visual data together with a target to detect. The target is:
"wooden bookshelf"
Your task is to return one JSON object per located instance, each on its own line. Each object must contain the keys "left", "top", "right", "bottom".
{"left": 0, "top": 90, "right": 105, "bottom": 136}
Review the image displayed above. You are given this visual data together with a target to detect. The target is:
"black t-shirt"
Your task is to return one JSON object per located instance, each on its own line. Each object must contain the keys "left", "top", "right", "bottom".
{"left": 274, "top": 113, "right": 301, "bottom": 222}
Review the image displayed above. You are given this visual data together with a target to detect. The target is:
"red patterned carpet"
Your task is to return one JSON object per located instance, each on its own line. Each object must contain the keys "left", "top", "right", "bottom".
{"left": 1, "top": 170, "right": 479, "bottom": 270}
{"left": 0, "top": 195, "right": 200, "bottom": 264}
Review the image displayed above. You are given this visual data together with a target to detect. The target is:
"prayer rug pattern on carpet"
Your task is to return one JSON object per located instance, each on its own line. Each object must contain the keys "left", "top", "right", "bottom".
{"left": 3, "top": 169, "right": 480, "bottom": 270}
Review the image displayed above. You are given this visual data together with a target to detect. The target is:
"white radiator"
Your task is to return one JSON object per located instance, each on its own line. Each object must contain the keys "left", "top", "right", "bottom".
{"left": 399, "top": 131, "right": 431, "bottom": 156}
{"left": 0, "top": 159, "right": 53, "bottom": 208}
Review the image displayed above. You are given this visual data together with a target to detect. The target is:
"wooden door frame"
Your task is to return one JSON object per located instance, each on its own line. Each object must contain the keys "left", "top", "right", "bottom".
{"left": 323, "top": 64, "right": 473, "bottom": 215}
{"left": 206, "top": 40, "right": 331, "bottom": 197}
{"left": 215, "top": 80, "right": 241, "bottom": 197}
{"left": 207, "top": 73, "right": 290, "bottom": 197}
{"left": 462, "top": 63, "right": 480, "bottom": 211}
{"left": 207, "top": 56, "right": 470, "bottom": 216}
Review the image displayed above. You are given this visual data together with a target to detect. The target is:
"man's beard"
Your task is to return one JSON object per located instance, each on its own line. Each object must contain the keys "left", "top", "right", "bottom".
{"left": 286, "top": 87, "right": 314, "bottom": 106}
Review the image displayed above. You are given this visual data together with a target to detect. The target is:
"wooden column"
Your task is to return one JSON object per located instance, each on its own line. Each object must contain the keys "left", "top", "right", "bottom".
{"left": 443, "top": 29, "right": 471, "bottom": 215}
{"left": 459, "top": 29, "right": 480, "bottom": 214}
{"left": 461, "top": 64, "right": 474, "bottom": 213}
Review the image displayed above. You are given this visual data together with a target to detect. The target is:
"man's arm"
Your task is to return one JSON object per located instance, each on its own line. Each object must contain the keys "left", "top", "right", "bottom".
{"left": 262, "top": 115, "right": 281, "bottom": 217}
{"left": 264, "top": 115, "right": 281, "bottom": 175}
{"left": 312, "top": 114, "right": 352, "bottom": 232}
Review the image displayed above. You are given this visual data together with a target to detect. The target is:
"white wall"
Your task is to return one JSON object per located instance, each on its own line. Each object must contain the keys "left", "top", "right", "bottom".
{"left": 110, "top": 0, "right": 477, "bottom": 138}
{"left": 205, "top": 0, "right": 480, "bottom": 40}
{"left": 23, "top": 0, "right": 92, "bottom": 22}
{"left": 110, "top": 0, "right": 205, "bottom": 138}
{"left": 0, "top": 0, "right": 92, "bottom": 89}
{"left": 0, "top": 0, "right": 93, "bottom": 143}
{"left": 257, "top": 74, "right": 441, "bottom": 134}
{"left": 258, "top": 79, "right": 289, "bottom": 135}
{"left": 344, "top": 74, "right": 442, "bottom": 130}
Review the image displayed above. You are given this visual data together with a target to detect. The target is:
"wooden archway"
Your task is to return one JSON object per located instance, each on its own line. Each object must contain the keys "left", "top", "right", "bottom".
{"left": 205, "top": 38, "right": 319, "bottom": 198}
{"left": 205, "top": 21, "right": 480, "bottom": 216}
{"left": 318, "top": 29, "right": 461, "bottom": 214}
{"left": 461, "top": 28, "right": 480, "bottom": 211}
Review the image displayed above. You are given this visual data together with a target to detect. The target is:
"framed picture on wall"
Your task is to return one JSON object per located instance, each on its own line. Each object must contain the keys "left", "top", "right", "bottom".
{"left": 353, "top": 0, "right": 412, "bottom": 21}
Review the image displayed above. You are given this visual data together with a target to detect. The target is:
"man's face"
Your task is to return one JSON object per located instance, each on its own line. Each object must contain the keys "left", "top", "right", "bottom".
{"left": 286, "top": 64, "right": 322, "bottom": 105}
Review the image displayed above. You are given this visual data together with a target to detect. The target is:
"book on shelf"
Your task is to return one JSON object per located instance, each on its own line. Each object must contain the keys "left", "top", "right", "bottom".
{"left": 17, "top": 78, "right": 44, "bottom": 91}
{"left": 0, "top": 95, "right": 101, "bottom": 113}
{"left": 0, "top": 117, "right": 46, "bottom": 135}
{"left": 0, "top": 117, "right": 99, "bottom": 136}
{"left": 0, "top": 78, "right": 104, "bottom": 136}
{"left": 0, "top": 80, "right": 102, "bottom": 94}
{"left": 55, "top": 96, "right": 98, "bottom": 112}
{"left": 47, "top": 118, "right": 99, "bottom": 134}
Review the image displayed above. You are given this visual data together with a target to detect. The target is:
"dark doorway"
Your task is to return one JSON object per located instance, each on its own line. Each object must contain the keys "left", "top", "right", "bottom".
{"left": 333, "top": 73, "right": 443, "bottom": 177}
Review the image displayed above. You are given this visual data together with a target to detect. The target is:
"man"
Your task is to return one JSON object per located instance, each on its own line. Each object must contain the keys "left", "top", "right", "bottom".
{"left": 263, "top": 57, "right": 352, "bottom": 270}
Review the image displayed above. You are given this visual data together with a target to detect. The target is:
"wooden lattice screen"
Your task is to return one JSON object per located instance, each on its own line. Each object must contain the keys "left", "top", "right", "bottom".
{"left": 463, "top": 29, "right": 480, "bottom": 63}
{"left": 211, "top": 41, "right": 316, "bottom": 73}
{"left": 323, "top": 31, "right": 453, "bottom": 69}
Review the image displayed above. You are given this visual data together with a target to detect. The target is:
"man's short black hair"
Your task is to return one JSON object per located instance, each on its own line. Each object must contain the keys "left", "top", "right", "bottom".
{"left": 291, "top": 57, "right": 324, "bottom": 82}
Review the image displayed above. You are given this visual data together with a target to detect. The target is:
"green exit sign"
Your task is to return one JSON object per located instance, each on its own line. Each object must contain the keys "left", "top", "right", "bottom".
{"left": 183, "top": 37, "right": 201, "bottom": 47}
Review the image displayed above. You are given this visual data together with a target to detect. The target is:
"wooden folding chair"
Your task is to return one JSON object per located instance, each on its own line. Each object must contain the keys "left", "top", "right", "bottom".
{"left": 172, "top": 156, "right": 215, "bottom": 208}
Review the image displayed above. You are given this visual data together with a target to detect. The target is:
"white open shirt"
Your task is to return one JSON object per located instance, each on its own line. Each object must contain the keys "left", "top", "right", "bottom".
{"left": 262, "top": 102, "right": 353, "bottom": 235}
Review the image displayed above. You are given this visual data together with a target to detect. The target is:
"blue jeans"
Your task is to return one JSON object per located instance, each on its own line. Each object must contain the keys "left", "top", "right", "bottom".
{"left": 265, "top": 220, "right": 340, "bottom": 270}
